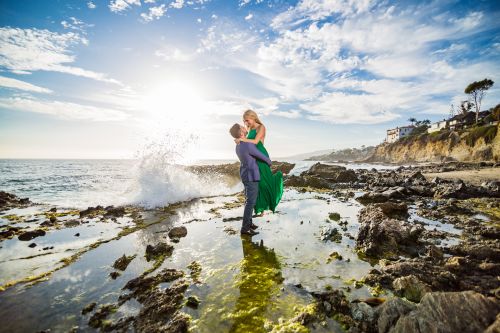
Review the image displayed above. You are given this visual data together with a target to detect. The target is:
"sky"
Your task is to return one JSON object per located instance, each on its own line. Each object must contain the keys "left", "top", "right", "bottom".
{"left": 0, "top": 0, "right": 499, "bottom": 160}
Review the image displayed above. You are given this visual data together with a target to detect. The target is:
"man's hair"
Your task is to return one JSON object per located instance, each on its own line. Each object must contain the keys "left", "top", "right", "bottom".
{"left": 229, "top": 123, "right": 241, "bottom": 138}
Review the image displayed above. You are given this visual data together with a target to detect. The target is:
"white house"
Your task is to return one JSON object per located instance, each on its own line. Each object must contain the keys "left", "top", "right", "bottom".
{"left": 428, "top": 119, "right": 448, "bottom": 133}
{"left": 386, "top": 126, "right": 414, "bottom": 143}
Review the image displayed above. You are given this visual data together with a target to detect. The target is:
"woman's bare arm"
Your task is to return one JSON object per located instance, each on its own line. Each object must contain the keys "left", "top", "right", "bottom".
{"left": 236, "top": 125, "right": 266, "bottom": 144}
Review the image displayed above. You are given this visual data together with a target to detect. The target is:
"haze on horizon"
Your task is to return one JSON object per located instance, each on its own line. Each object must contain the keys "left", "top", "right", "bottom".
{"left": 1, "top": 0, "right": 499, "bottom": 160}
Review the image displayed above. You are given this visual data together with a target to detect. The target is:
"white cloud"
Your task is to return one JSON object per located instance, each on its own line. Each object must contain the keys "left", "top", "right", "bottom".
{"left": 61, "top": 17, "right": 94, "bottom": 32}
{"left": 170, "top": 0, "right": 184, "bottom": 9}
{"left": 0, "top": 27, "right": 122, "bottom": 85}
{"left": 87, "top": 1, "right": 96, "bottom": 9}
{"left": 239, "top": 0, "right": 251, "bottom": 7}
{"left": 0, "top": 96, "right": 129, "bottom": 121}
{"left": 140, "top": 4, "right": 167, "bottom": 22}
{"left": 109, "top": 0, "right": 141, "bottom": 13}
{"left": 245, "top": 13, "right": 253, "bottom": 20}
{"left": 154, "top": 47, "right": 193, "bottom": 61}
{"left": 0, "top": 76, "right": 52, "bottom": 93}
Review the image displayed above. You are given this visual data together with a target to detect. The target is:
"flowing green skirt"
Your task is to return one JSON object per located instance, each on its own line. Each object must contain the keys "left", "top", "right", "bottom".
{"left": 254, "top": 151, "right": 283, "bottom": 215}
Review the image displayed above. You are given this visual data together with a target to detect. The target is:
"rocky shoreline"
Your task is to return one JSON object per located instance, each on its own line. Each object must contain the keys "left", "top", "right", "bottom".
{"left": 283, "top": 161, "right": 499, "bottom": 332}
{"left": 0, "top": 160, "right": 498, "bottom": 332}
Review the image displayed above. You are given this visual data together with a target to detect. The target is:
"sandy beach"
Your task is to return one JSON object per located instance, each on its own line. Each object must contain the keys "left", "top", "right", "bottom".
{"left": 423, "top": 167, "right": 500, "bottom": 186}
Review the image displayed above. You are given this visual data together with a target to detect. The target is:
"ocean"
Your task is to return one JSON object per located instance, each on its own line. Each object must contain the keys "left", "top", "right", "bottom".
{"left": 0, "top": 159, "right": 398, "bottom": 209}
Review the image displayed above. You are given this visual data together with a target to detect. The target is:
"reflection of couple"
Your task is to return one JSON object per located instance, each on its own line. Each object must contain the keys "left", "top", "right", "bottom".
{"left": 229, "top": 236, "right": 282, "bottom": 332}
{"left": 230, "top": 110, "right": 283, "bottom": 236}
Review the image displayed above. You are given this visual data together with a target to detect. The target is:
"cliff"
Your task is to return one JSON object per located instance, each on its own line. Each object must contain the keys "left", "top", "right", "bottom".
{"left": 367, "top": 124, "right": 499, "bottom": 164}
{"left": 307, "top": 146, "right": 376, "bottom": 162}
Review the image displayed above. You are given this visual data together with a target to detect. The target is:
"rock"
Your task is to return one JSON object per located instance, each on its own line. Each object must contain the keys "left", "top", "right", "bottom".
{"left": 105, "top": 206, "right": 126, "bottom": 217}
{"left": 284, "top": 175, "right": 331, "bottom": 189}
{"left": 82, "top": 302, "right": 97, "bottom": 315}
{"left": 168, "top": 226, "right": 187, "bottom": 239}
{"left": 374, "top": 202, "right": 408, "bottom": 219}
{"left": 64, "top": 220, "right": 80, "bottom": 227}
{"left": 0, "top": 191, "right": 31, "bottom": 211}
{"left": 356, "top": 206, "right": 423, "bottom": 258}
{"left": 390, "top": 291, "right": 500, "bottom": 333}
{"left": 271, "top": 161, "right": 295, "bottom": 175}
{"left": 329, "top": 212, "right": 341, "bottom": 221}
{"left": 28, "top": 242, "right": 37, "bottom": 248}
{"left": 18, "top": 229, "right": 46, "bottom": 241}
{"left": 304, "top": 163, "right": 357, "bottom": 183}
{"left": 186, "top": 295, "right": 200, "bottom": 308}
{"left": 49, "top": 216, "right": 57, "bottom": 223}
{"left": 79, "top": 206, "right": 105, "bottom": 218}
{"left": 356, "top": 192, "right": 390, "bottom": 204}
{"left": 109, "top": 271, "right": 120, "bottom": 279}
{"left": 376, "top": 297, "right": 417, "bottom": 333}
{"left": 320, "top": 227, "right": 342, "bottom": 243}
{"left": 145, "top": 242, "right": 174, "bottom": 261}
{"left": 113, "top": 254, "right": 136, "bottom": 271}
{"left": 74, "top": 233, "right": 80, "bottom": 237}
{"left": 392, "top": 275, "right": 431, "bottom": 302}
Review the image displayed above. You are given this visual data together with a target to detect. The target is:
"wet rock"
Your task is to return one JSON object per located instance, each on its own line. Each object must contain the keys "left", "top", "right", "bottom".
{"left": 284, "top": 174, "right": 331, "bottom": 189}
{"left": 79, "top": 206, "right": 105, "bottom": 218}
{"left": 81, "top": 302, "right": 97, "bottom": 315}
{"left": 0, "top": 226, "right": 21, "bottom": 240}
{"left": 327, "top": 251, "right": 343, "bottom": 262}
{"left": 64, "top": 219, "right": 80, "bottom": 227}
{"left": 328, "top": 212, "right": 341, "bottom": 221}
{"left": 109, "top": 271, "right": 121, "bottom": 279}
{"left": 88, "top": 304, "right": 118, "bottom": 328}
{"left": 0, "top": 191, "right": 31, "bottom": 211}
{"left": 113, "top": 254, "right": 136, "bottom": 271}
{"left": 186, "top": 295, "right": 200, "bottom": 308}
{"left": 389, "top": 291, "right": 500, "bottom": 333}
{"left": 168, "top": 226, "right": 187, "bottom": 239}
{"left": 49, "top": 207, "right": 57, "bottom": 212}
{"left": 105, "top": 206, "right": 126, "bottom": 217}
{"left": 18, "top": 229, "right": 46, "bottom": 241}
{"left": 28, "top": 242, "right": 37, "bottom": 248}
{"left": 392, "top": 275, "right": 431, "bottom": 302}
{"left": 356, "top": 192, "right": 390, "bottom": 204}
{"left": 374, "top": 202, "right": 408, "bottom": 219}
{"left": 356, "top": 206, "right": 423, "bottom": 258}
{"left": 74, "top": 233, "right": 80, "bottom": 237}
{"left": 145, "top": 242, "right": 174, "bottom": 262}
{"left": 223, "top": 226, "right": 238, "bottom": 235}
{"left": 271, "top": 161, "right": 296, "bottom": 175}
{"left": 40, "top": 220, "right": 55, "bottom": 227}
{"left": 376, "top": 297, "right": 417, "bottom": 333}
{"left": 304, "top": 163, "right": 357, "bottom": 183}
{"left": 320, "top": 227, "right": 342, "bottom": 243}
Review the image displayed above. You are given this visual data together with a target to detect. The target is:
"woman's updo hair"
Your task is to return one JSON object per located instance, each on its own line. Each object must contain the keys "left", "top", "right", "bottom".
{"left": 243, "top": 109, "right": 263, "bottom": 125}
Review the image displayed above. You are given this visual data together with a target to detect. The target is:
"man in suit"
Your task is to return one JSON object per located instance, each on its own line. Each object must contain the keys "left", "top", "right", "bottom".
{"left": 229, "top": 123, "right": 272, "bottom": 236}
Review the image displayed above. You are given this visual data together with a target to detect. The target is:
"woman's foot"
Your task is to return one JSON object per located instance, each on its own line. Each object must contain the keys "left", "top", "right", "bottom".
{"left": 255, "top": 212, "right": 265, "bottom": 217}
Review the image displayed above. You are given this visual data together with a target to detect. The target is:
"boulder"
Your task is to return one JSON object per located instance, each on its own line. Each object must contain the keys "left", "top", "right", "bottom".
{"left": 303, "top": 163, "right": 357, "bottom": 183}
{"left": 390, "top": 291, "right": 500, "bottom": 333}
{"left": 18, "top": 229, "right": 46, "bottom": 241}
{"left": 168, "top": 226, "right": 187, "bottom": 239}
{"left": 0, "top": 191, "right": 31, "bottom": 211}
{"left": 145, "top": 243, "right": 174, "bottom": 261}
{"left": 356, "top": 206, "right": 423, "bottom": 258}
{"left": 392, "top": 275, "right": 431, "bottom": 302}
{"left": 376, "top": 297, "right": 416, "bottom": 333}
{"left": 284, "top": 175, "right": 331, "bottom": 189}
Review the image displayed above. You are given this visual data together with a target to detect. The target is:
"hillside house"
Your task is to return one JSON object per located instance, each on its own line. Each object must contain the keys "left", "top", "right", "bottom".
{"left": 386, "top": 126, "right": 414, "bottom": 143}
{"left": 448, "top": 112, "right": 476, "bottom": 130}
{"left": 428, "top": 119, "right": 449, "bottom": 133}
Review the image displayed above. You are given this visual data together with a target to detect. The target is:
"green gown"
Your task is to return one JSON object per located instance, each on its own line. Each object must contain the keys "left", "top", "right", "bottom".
{"left": 247, "top": 128, "right": 283, "bottom": 214}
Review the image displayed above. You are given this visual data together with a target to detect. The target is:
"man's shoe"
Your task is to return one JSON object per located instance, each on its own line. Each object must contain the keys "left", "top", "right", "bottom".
{"left": 240, "top": 229, "right": 259, "bottom": 236}
{"left": 250, "top": 223, "right": 258, "bottom": 230}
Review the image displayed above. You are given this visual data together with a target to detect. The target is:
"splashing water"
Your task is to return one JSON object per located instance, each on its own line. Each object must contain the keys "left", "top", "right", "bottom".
{"left": 130, "top": 130, "right": 236, "bottom": 208}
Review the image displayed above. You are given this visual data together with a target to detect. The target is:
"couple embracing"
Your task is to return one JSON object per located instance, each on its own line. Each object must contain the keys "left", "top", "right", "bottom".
{"left": 229, "top": 110, "right": 283, "bottom": 236}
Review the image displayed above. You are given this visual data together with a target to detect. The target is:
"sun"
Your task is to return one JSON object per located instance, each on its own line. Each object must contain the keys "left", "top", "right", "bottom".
{"left": 141, "top": 79, "right": 206, "bottom": 123}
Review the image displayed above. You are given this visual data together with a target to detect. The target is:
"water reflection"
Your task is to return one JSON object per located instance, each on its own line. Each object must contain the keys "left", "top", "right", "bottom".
{"left": 228, "top": 235, "right": 283, "bottom": 333}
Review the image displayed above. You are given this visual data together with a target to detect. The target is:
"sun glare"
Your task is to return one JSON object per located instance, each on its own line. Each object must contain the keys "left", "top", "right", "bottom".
{"left": 141, "top": 79, "right": 206, "bottom": 124}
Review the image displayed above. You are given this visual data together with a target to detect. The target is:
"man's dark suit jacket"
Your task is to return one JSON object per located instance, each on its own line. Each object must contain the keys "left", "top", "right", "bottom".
{"left": 235, "top": 142, "right": 272, "bottom": 182}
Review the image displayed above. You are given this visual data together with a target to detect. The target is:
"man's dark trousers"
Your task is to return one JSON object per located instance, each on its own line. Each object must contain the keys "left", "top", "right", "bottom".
{"left": 242, "top": 180, "right": 259, "bottom": 232}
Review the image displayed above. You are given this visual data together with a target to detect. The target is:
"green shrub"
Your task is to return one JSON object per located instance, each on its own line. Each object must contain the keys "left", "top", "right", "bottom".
{"left": 465, "top": 125, "right": 498, "bottom": 147}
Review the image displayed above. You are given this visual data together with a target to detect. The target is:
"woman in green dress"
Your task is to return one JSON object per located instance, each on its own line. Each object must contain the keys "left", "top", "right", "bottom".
{"left": 235, "top": 109, "right": 283, "bottom": 215}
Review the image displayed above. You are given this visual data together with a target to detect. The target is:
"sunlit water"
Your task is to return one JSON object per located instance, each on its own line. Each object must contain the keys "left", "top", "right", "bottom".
{"left": 0, "top": 159, "right": 442, "bottom": 332}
